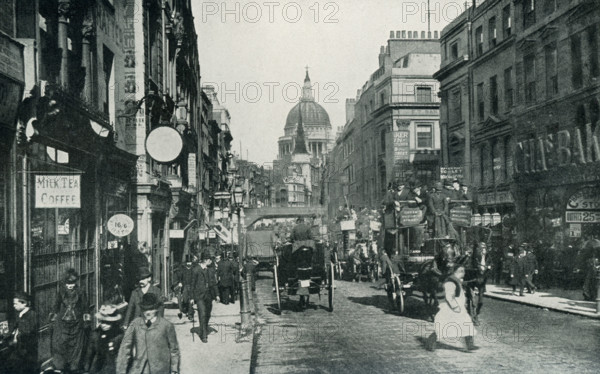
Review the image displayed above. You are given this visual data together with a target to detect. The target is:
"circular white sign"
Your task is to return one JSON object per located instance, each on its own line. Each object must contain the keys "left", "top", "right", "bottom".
{"left": 107, "top": 214, "right": 135, "bottom": 237}
{"left": 145, "top": 126, "right": 183, "bottom": 163}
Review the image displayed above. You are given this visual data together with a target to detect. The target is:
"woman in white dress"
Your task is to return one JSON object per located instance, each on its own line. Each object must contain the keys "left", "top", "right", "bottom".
{"left": 426, "top": 263, "right": 477, "bottom": 351}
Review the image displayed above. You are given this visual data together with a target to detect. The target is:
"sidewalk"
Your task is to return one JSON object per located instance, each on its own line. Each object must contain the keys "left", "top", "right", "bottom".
{"left": 484, "top": 284, "right": 600, "bottom": 319}
{"left": 164, "top": 301, "right": 254, "bottom": 374}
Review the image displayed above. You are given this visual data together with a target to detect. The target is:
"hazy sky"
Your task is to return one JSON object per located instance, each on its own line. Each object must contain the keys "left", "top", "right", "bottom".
{"left": 193, "top": 0, "right": 468, "bottom": 165}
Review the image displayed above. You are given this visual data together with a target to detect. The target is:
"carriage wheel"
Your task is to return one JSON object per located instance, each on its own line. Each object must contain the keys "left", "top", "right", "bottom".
{"left": 328, "top": 264, "right": 335, "bottom": 312}
{"left": 393, "top": 276, "right": 405, "bottom": 315}
{"left": 273, "top": 264, "right": 281, "bottom": 313}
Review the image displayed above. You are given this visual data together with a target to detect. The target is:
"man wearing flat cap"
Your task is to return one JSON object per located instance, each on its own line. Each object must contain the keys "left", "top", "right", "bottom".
{"left": 4, "top": 291, "right": 38, "bottom": 374}
{"left": 117, "top": 293, "right": 180, "bottom": 374}
{"left": 123, "top": 268, "right": 163, "bottom": 329}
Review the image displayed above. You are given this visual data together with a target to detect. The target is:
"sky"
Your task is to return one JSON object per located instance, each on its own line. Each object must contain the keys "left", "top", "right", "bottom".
{"left": 193, "top": 0, "right": 469, "bottom": 166}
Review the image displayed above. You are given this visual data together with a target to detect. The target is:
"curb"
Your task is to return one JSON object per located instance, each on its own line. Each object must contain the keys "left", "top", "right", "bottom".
{"left": 483, "top": 292, "right": 600, "bottom": 320}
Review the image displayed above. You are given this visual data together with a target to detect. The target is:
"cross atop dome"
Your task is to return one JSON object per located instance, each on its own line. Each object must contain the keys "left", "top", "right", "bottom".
{"left": 302, "top": 68, "right": 313, "bottom": 101}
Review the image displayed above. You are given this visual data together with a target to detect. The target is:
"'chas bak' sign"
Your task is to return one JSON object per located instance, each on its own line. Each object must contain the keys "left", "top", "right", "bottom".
{"left": 35, "top": 175, "right": 81, "bottom": 208}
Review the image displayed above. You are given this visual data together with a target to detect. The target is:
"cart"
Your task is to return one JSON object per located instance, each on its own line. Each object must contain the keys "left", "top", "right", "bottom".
{"left": 273, "top": 240, "right": 335, "bottom": 313}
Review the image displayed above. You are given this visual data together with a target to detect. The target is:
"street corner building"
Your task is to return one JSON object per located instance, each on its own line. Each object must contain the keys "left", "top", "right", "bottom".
{"left": 0, "top": 0, "right": 232, "bottom": 370}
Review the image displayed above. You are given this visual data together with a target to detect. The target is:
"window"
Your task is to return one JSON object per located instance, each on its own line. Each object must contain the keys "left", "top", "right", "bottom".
{"left": 503, "top": 5, "right": 511, "bottom": 38}
{"left": 442, "top": 42, "right": 447, "bottom": 61}
{"left": 504, "top": 67, "right": 513, "bottom": 109}
{"left": 103, "top": 46, "right": 114, "bottom": 115}
{"left": 416, "top": 124, "right": 433, "bottom": 148}
{"left": 490, "top": 75, "right": 498, "bottom": 115}
{"left": 545, "top": 43, "right": 558, "bottom": 98}
{"left": 477, "top": 83, "right": 485, "bottom": 121}
{"left": 380, "top": 129, "right": 386, "bottom": 153}
{"left": 571, "top": 34, "right": 583, "bottom": 89}
{"left": 380, "top": 91, "right": 386, "bottom": 106}
{"left": 451, "top": 42, "right": 459, "bottom": 60}
{"left": 476, "top": 26, "right": 483, "bottom": 56}
{"left": 523, "top": 0, "right": 536, "bottom": 29}
{"left": 416, "top": 86, "right": 432, "bottom": 102}
{"left": 588, "top": 26, "right": 599, "bottom": 78}
{"left": 489, "top": 17, "right": 497, "bottom": 48}
{"left": 524, "top": 53, "right": 536, "bottom": 102}
{"left": 450, "top": 89, "right": 462, "bottom": 124}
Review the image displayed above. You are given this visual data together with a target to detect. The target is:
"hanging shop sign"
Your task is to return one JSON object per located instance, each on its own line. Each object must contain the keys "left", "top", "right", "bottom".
{"left": 169, "top": 229, "right": 184, "bottom": 239}
{"left": 35, "top": 175, "right": 81, "bottom": 208}
{"left": 515, "top": 125, "right": 600, "bottom": 174}
{"left": 340, "top": 220, "right": 355, "bottom": 231}
{"left": 569, "top": 223, "right": 582, "bottom": 237}
{"left": 145, "top": 126, "right": 183, "bottom": 163}
{"left": 107, "top": 214, "right": 134, "bottom": 237}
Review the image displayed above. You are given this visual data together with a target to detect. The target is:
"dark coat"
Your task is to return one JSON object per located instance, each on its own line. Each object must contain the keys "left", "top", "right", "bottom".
{"left": 51, "top": 286, "right": 89, "bottom": 371}
{"left": 5, "top": 308, "right": 38, "bottom": 374}
{"left": 123, "top": 285, "right": 164, "bottom": 327}
{"left": 217, "top": 259, "right": 236, "bottom": 287}
{"left": 116, "top": 317, "right": 179, "bottom": 374}
{"left": 524, "top": 253, "right": 538, "bottom": 276}
{"left": 510, "top": 257, "right": 527, "bottom": 286}
{"left": 192, "top": 266, "right": 217, "bottom": 302}
{"left": 84, "top": 326, "right": 123, "bottom": 374}
{"left": 291, "top": 223, "right": 314, "bottom": 242}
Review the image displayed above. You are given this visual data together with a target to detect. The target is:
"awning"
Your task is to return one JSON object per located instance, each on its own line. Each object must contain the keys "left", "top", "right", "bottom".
{"left": 413, "top": 150, "right": 440, "bottom": 163}
{"left": 212, "top": 224, "right": 238, "bottom": 245}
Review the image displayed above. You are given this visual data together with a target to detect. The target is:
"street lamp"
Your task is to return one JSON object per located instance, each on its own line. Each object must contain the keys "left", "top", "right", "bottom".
{"left": 231, "top": 185, "right": 251, "bottom": 327}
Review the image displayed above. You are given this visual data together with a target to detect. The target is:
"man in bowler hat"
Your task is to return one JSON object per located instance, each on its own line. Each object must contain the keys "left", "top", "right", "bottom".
{"left": 123, "top": 268, "right": 163, "bottom": 329}
{"left": 191, "top": 252, "right": 219, "bottom": 342}
{"left": 173, "top": 255, "right": 195, "bottom": 320}
{"left": 116, "top": 293, "right": 179, "bottom": 374}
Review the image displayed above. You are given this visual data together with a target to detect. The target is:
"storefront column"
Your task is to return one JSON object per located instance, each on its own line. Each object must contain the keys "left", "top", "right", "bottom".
{"left": 22, "top": 154, "right": 30, "bottom": 293}
{"left": 57, "top": 0, "right": 70, "bottom": 89}
{"left": 163, "top": 216, "right": 170, "bottom": 298}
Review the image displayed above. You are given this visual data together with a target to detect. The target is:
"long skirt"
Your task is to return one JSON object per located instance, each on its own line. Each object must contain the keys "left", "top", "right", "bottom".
{"left": 433, "top": 301, "right": 476, "bottom": 342}
{"left": 51, "top": 319, "right": 86, "bottom": 371}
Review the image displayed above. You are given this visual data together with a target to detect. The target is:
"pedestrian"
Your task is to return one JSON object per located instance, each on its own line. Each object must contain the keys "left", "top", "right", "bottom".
{"left": 191, "top": 252, "right": 219, "bottom": 343}
{"left": 123, "top": 268, "right": 163, "bottom": 329}
{"left": 217, "top": 252, "right": 236, "bottom": 304}
{"left": 83, "top": 304, "right": 124, "bottom": 374}
{"left": 524, "top": 248, "right": 538, "bottom": 294}
{"left": 510, "top": 248, "right": 528, "bottom": 296}
{"left": 3, "top": 291, "right": 38, "bottom": 374}
{"left": 50, "top": 269, "right": 91, "bottom": 373}
{"left": 173, "top": 255, "right": 195, "bottom": 320}
{"left": 426, "top": 263, "right": 477, "bottom": 352}
{"left": 116, "top": 293, "right": 180, "bottom": 374}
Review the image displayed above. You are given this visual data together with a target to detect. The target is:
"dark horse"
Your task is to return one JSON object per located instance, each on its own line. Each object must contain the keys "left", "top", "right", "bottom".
{"left": 416, "top": 241, "right": 457, "bottom": 321}
{"left": 457, "top": 242, "right": 491, "bottom": 326}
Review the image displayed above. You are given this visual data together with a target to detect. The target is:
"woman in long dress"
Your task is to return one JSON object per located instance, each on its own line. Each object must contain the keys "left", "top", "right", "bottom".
{"left": 426, "top": 263, "right": 477, "bottom": 351}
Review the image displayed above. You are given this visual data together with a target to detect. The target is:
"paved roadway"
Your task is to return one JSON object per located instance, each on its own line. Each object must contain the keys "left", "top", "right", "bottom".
{"left": 250, "top": 272, "right": 600, "bottom": 374}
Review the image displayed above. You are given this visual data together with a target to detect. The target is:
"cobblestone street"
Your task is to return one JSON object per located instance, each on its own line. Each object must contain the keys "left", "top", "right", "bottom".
{"left": 251, "top": 272, "right": 600, "bottom": 374}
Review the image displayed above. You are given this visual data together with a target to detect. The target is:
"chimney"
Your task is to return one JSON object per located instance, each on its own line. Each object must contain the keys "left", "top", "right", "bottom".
{"left": 434, "top": 30, "right": 439, "bottom": 38}
{"left": 390, "top": 30, "right": 395, "bottom": 38}
{"left": 402, "top": 30, "right": 406, "bottom": 38}
{"left": 379, "top": 46, "right": 386, "bottom": 65}
{"left": 421, "top": 31, "right": 426, "bottom": 38}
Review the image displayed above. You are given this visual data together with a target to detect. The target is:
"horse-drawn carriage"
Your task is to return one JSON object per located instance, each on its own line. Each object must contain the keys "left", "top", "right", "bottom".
{"left": 273, "top": 239, "right": 335, "bottom": 312}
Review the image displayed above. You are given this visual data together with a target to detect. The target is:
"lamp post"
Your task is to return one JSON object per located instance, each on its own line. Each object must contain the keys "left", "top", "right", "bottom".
{"left": 232, "top": 186, "right": 251, "bottom": 326}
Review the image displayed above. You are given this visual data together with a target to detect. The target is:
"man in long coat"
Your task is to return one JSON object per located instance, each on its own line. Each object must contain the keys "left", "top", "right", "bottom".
{"left": 173, "top": 255, "right": 195, "bottom": 320}
{"left": 217, "top": 254, "right": 236, "bottom": 304}
{"left": 116, "top": 293, "right": 179, "bottom": 374}
{"left": 5, "top": 291, "right": 38, "bottom": 374}
{"left": 510, "top": 248, "right": 528, "bottom": 296}
{"left": 192, "top": 253, "right": 219, "bottom": 342}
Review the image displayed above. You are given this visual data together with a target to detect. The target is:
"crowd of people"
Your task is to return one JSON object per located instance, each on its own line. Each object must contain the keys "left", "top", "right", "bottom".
{"left": 0, "top": 245, "right": 260, "bottom": 374}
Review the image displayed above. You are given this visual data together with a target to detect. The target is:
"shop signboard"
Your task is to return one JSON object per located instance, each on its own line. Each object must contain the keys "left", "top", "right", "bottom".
{"left": 340, "top": 220, "right": 355, "bottom": 231}
{"left": 471, "top": 213, "right": 482, "bottom": 226}
{"left": 440, "top": 167, "right": 463, "bottom": 181}
{"left": 565, "top": 211, "right": 600, "bottom": 223}
{"left": 450, "top": 206, "right": 472, "bottom": 226}
{"left": 569, "top": 223, "right": 582, "bottom": 237}
{"left": 107, "top": 214, "right": 134, "bottom": 237}
{"left": 567, "top": 188, "right": 600, "bottom": 210}
{"left": 35, "top": 175, "right": 81, "bottom": 208}
{"left": 169, "top": 229, "right": 184, "bottom": 239}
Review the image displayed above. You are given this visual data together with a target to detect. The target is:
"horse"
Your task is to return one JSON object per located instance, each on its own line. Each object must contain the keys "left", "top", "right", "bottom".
{"left": 416, "top": 241, "right": 457, "bottom": 321}
{"left": 457, "top": 242, "right": 491, "bottom": 326}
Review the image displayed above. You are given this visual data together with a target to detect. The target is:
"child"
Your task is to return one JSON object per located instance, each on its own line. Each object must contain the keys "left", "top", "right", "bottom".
{"left": 5, "top": 291, "right": 38, "bottom": 374}
{"left": 84, "top": 303, "right": 124, "bottom": 373}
